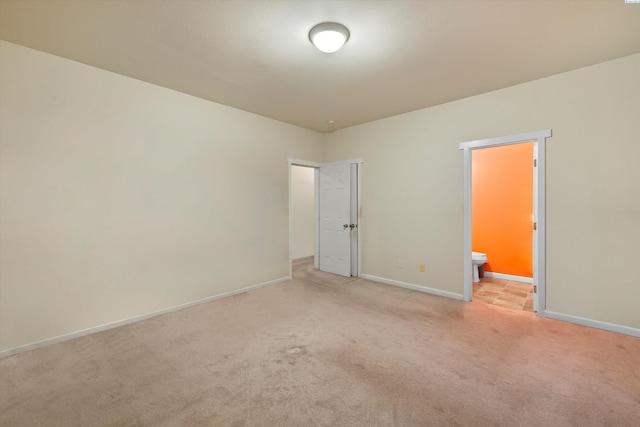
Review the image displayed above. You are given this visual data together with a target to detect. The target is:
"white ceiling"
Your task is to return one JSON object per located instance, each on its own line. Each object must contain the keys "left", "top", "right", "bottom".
{"left": 1, "top": 0, "right": 640, "bottom": 133}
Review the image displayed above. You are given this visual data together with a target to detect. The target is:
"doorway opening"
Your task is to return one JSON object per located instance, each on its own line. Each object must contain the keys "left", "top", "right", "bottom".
{"left": 290, "top": 164, "right": 316, "bottom": 266}
{"left": 288, "top": 158, "right": 362, "bottom": 280}
{"left": 460, "top": 130, "right": 551, "bottom": 317}
{"left": 471, "top": 142, "right": 535, "bottom": 313}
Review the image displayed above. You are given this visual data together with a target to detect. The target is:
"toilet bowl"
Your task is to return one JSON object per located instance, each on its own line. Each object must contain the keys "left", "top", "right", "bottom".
{"left": 472, "top": 252, "right": 488, "bottom": 282}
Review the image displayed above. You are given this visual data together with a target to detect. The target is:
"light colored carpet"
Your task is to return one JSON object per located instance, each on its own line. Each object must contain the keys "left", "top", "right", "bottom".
{"left": 1, "top": 262, "right": 639, "bottom": 426}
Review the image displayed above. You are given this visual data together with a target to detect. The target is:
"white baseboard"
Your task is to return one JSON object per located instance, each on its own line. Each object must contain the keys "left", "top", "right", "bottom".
{"left": 0, "top": 276, "right": 290, "bottom": 359}
{"left": 292, "top": 255, "right": 314, "bottom": 262}
{"left": 360, "top": 275, "right": 639, "bottom": 338}
{"left": 544, "top": 311, "right": 640, "bottom": 338}
{"left": 360, "top": 274, "right": 464, "bottom": 301}
{"left": 5, "top": 276, "right": 636, "bottom": 358}
{"left": 484, "top": 272, "right": 533, "bottom": 283}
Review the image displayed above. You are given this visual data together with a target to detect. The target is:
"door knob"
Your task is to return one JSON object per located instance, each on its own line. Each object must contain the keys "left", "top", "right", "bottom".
{"left": 343, "top": 224, "right": 349, "bottom": 229}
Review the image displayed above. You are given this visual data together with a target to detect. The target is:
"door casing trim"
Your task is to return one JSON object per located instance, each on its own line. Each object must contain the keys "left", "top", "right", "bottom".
{"left": 459, "top": 129, "right": 551, "bottom": 316}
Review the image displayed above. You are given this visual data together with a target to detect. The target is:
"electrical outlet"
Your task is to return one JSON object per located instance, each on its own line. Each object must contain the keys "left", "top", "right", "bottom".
{"left": 397, "top": 259, "right": 404, "bottom": 268}
{"left": 419, "top": 263, "right": 425, "bottom": 272}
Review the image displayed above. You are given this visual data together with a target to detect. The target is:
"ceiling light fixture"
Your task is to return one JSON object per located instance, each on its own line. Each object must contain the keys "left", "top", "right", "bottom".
{"left": 309, "top": 22, "right": 350, "bottom": 53}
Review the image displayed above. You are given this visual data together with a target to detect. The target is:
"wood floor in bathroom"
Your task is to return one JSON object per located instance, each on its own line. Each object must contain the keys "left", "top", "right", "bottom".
{"left": 473, "top": 277, "right": 534, "bottom": 313}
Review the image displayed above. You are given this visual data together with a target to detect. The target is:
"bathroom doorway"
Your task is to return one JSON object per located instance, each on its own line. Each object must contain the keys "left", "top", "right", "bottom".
{"left": 459, "top": 130, "right": 552, "bottom": 317}
{"left": 472, "top": 142, "right": 535, "bottom": 312}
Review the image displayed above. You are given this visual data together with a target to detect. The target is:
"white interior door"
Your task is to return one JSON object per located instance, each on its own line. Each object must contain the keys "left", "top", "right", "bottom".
{"left": 319, "top": 163, "right": 352, "bottom": 277}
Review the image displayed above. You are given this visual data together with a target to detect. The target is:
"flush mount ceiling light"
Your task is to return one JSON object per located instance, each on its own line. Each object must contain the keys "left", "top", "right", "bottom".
{"left": 309, "top": 22, "right": 350, "bottom": 53}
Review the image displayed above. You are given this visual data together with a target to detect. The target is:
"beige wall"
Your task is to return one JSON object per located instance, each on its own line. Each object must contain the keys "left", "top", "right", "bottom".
{"left": 325, "top": 53, "right": 640, "bottom": 330}
{"left": 0, "top": 41, "right": 323, "bottom": 352}
{"left": 290, "top": 166, "right": 315, "bottom": 260}
{"left": 1, "top": 41, "right": 638, "bottom": 353}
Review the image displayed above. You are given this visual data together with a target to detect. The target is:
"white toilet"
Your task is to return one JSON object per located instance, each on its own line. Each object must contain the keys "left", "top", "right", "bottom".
{"left": 472, "top": 252, "right": 488, "bottom": 282}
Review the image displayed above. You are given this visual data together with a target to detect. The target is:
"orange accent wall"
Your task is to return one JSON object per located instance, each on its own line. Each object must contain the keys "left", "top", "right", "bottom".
{"left": 472, "top": 142, "right": 533, "bottom": 277}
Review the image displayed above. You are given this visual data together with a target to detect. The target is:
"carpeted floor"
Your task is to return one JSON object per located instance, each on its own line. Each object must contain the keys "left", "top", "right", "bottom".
{"left": 1, "top": 261, "right": 639, "bottom": 426}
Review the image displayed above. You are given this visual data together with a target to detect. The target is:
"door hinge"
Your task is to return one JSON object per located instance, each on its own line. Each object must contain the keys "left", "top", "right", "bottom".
{"left": 534, "top": 159, "right": 537, "bottom": 167}
{"left": 533, "top": 222, "right": 537, "bottom": 230}
{"left": 534, "top": 285, "right": 537, "bottom": 293}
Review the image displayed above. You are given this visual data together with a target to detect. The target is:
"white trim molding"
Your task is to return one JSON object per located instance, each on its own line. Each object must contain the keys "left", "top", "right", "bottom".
{"left": 484, "top": 272, "right": 533, "bottom": 284}
{"left": 545, "top": 311, "right": 640, "bottom": 338}
{"left": 361, "top": 274, "right": 464, "bottom": 301}
{"left": 459, "top": 130, "right": 551, "bottom": 150}
{"left": 292, "top": 255, "right": 314, "bottom": 262}
{"left": 288, "top": 158, "right": 322, "bottom": 168}
{"left": 0, "top": 276, "right": 289, "bottom": 359}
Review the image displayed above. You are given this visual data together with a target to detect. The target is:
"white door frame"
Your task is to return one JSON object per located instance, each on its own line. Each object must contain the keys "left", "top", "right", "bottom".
{"left": 288, "top": 158, "right": 363, "bottom": 279}
{"left": 459, "top": 130, "right": 551, "bottom": 316}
